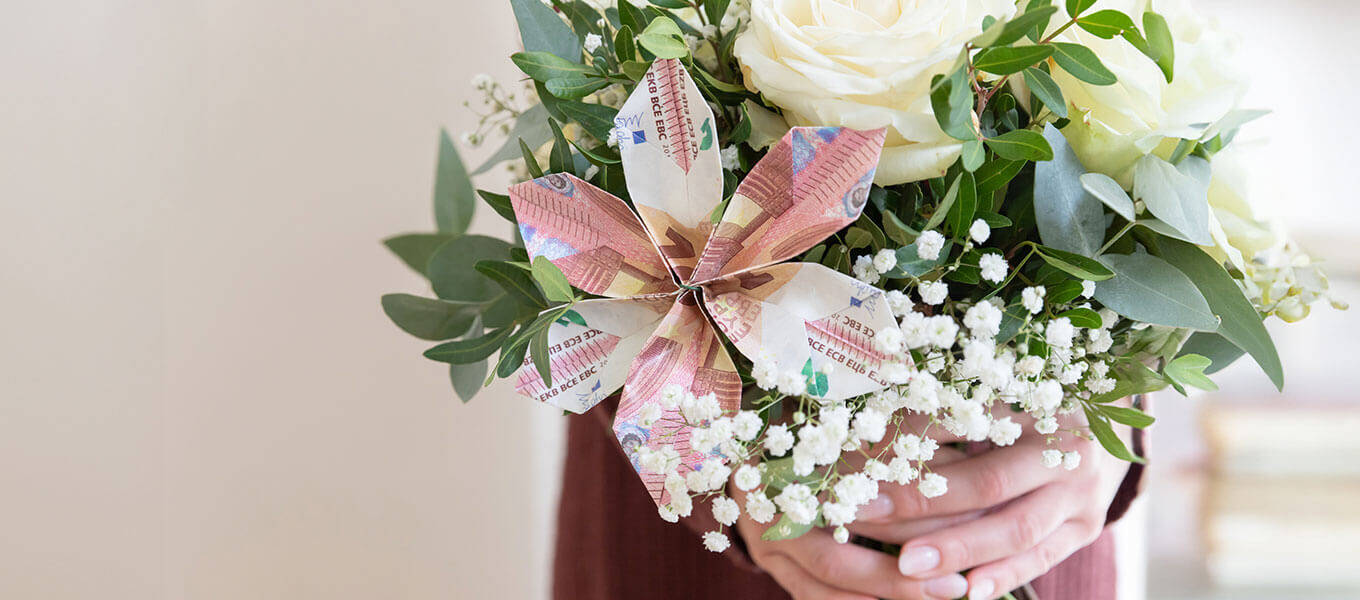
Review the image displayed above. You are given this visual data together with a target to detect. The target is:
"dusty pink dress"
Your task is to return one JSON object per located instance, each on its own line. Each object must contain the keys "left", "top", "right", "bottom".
{"left": 553, "top": 397, "right": 1145, "bottom": 599}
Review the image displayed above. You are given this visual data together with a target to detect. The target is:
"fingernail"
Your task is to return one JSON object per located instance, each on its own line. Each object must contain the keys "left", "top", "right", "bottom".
{"left": 857, "top": 495, "right": 894, "bottom": 521}
{"left": 969, "top": 579, "right": 996, "bottom": 600}
{"left": 897, "top": 545, "right": 941, "bottom": 576}
{"left": 924, "top": 574, "right": 967, "bottom": 599}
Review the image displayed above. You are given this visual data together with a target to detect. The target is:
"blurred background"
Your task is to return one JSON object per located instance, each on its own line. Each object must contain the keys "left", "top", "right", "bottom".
{"left": 0, "top": 1, "right": 1354, "bottom": 599}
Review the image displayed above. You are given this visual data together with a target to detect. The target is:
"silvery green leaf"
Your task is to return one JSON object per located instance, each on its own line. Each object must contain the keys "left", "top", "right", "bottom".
{"left": 1094, "top": 252, "right": 1220, "bottom": 331}
{"left": 1034, "top": 124, "right": 1105, "bottom": 256}
{"left": 1133, "top": 155, "right": 1212, "bottom": 245}
{"left": 1200, "top": 109, "right": 1270, "bottom": 143}
{"left": 450, "top": 360, "right": 488, "bottom": 403}
{"left": 510, "top": 0, "right": 581, "bottom": 62}
{"left": 1079, "top": 173, "right": 1135, "bottom": 220}
{"left": 434, "top": 129, "right": 476, "bottom": 234}
{"left": 473, "top": 105, "right": 552, "bottom": 175}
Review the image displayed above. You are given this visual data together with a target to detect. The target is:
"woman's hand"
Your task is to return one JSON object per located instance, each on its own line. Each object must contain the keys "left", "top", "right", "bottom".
{"left": 848, "top": 414, "right": 1132, "bottom": 600}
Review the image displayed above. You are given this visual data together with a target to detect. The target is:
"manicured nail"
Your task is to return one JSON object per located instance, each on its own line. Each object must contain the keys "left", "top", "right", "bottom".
{"left": 969, "top": 579, "right": 996, "bottom": 600}
{"left": 924, "top": 574, "right": 968, "bottom": 599}
{"left": 897, "top": 545, "right": 941, "bottom": 575}
{"left": 857, "top": 495, "right": 894, "bottom": 520}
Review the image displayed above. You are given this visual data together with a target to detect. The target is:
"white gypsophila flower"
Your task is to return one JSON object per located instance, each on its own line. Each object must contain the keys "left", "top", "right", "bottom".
{"left": 774, "top": 483, "right": 819, "bottom": 525}
{"left": 1016, "top": 355, "right": 1045, "bottom": 377}
{"left": 853, "top": 254, "right": 879, "bottom": 284}
{"left": 893, "top": 433, "right": 934, "bottom": 461}
{"left": 916, "top": 231, "right": 945, "bottom": 260}
{"left": 657, "top": 504, "right": 680, "bottom": 523}
{"left": 918, "top": 472, "right": 948, "bottom": 498}
{"left": 733, "top": 411, "right": 762, "bottom": 441}
{"left": 638, "top": 402, "right": 663, "bottom": 427}
{"left": 1022, "top": 286, "right": 1047, "bottom": 314}
{"left": 880, "top": 361, "right": 911, "bottom": 385}
{"left": 969, "top": 219, "right": 991, "bottom": 243}
{"left": 734, "top": 464, "right": 762, "bottom": 491}
{"left": 1046, "top": 317, "right": 1076, "bottom": 349}
{"left": 1059, "top": 363, "right": 1086, "bottom": 386}
{"left": 1035, "top": 417, "right": 1059, "bottom": 435}
{"left": 888, "top": 456, "right": 918, "bottom": 485}
{"left": 834, "top": 526, "right": 850, "bottom": 544}
{"left": 746, "top": 491, "right": 777, "bottom": 523}
{"left": 822, "top": 501, "right": 856, "bottom": 527}
{"left": 1090, "top": 361, "right": 1110, "bottom": 378}
{"left": 703, "top": 531, "right": 731, "bottom": 553}
{"left": 1034, "top": 379, "right": 1064, "bottom": 413}
{"left": 953, "top": 401, "right": 992, "bottom": 442}
{"left": 1081, "top": 280, "right": 1097, "bottom": 298}
{"left": 852, "top": 408, "right": 889, "bottom": 443}
{"left": 719, "top": 145, "right": 740, "bottom": 170}
{"left": 583, "top": 33, "right": 603, "bottom": 53}
{"left": 698, "top": 393, "right": 723, "bottom": 421}
{"left": 1098, "top": 308, "right": 1118, "bottom": 329}
{"left": 765, "top": 424, "right": 794, "bottom": 456}
{"left": 834, "top": 473, "right": 878, "bottom": 506}
{"left": 712, "top": 496, "right": 740, "bottom": 526}
{"left": 641, "top": 445, "right": 680, "bottom": 475}
{"left": 873, "top": 248, "right": 898, "bottom": 273}
{"left": 963, "top": 301, "right": 1003, "bottom": 339}
{"left": 1087, "top": 328, "right": 1114, "bottom": 353}
{"left": 918, "top": 280, "right": 948, "bottom": 305}
{"left": 671, "top": 491, "right": 694, "bottom": 517}
{"left": 660, "top": 384, "right": 686, "bottom": 410}
{"left": 899, "top": 312, "right": 928, "bottom": 348}
{"left": 979, "top": 252, "right": 1008, "bottom": 283}
{"left": 1087, "top": 377, "right": 1117, "bottom": 394}
{"left": 876, "top": 325, "right": 905, "bottom": 354}
{"left": 471, "top": 73, "right": 494, "bottom": 89}
{"left": 864, "top": 459, "right": 892, "bottom": 481}
{"left": 989, "top": 416, "right": 1023, "bottom": 446}
{"left": 903, "top": 374, "right": 942, "bottom": 412}
{"left": 925, "top": 315, "right": 959, "bottom": 349}
{"left": 776, "top": 370, "right": 808, "bottom": 397}
{"left": 884, "top": 290, "right": 912, "bottom": 317}
{"left": 1062, "top": 451, "right": 1082, "bottom": 471}
{"left": 751, "top": 358, "right": 779, "bottom": 390}
{"left": 1041, "top": 449, "right": 1064, "bottom": 469}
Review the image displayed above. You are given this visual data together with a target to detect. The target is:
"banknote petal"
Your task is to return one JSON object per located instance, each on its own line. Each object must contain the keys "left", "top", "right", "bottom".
{"left": 509, "top": 172, "right": 678, "bottom": 297}
{"left": 614, "top": 58, "right": 724, "bottom": 282}
{"left": 512, "top": 298, "right": 673, "bottom": 414}
{"left": 613, "top": 294, "right": 741, "bottom": 505}
{"left": 690, "top": 127, "right": 887, "bottom": 283}
{"left": 703, "top": 262, "right": 896, "bottom": 402}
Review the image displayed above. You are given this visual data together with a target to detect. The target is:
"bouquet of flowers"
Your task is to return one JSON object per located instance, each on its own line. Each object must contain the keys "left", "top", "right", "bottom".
{"left": 383, "top": 0, "right": 1342, "bottom": 569}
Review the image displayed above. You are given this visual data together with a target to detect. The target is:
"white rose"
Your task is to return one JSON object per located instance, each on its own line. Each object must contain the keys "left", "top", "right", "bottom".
{"left": 734, "top": 0, "right": 1016, "bottom": 185}
{"left": 1202, "top": 144, "right": 1275, "bottom": 271}
{"left": 1048, "top": 0, "right": 1247, "bottom": 185}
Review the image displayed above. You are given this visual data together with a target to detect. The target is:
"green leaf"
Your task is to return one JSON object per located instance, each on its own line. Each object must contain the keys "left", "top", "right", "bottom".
{"left": 845, "top": 227, "right": 872, "bottom": 250}
{"left": 976, "top": 212, "right": 1012, "bottom": 228}
{"left": 648, "top": 0, "right": 689, "bottom": 8}
{"left": 973, "top": 45, "right": 1055, "bottom": 76}
{"left": 1057, "top": 307, "right": 1103, "bottom": 329}
{"left": 433, "top": 129, "right": 476, "bottom": 234}
{"left": 946, "top": 171, "right": 977, "bottom": 239}
{"left": 618, "top": 0, "right": 647, "bottom": 33}
{"left": 761, "top": 514, "right": 814, "bottom": 542}
{"left": 1022, "top": 67, "right": 1067, "bottom": 118}
{"left": 450, "top": 360, "right": 487, "bottom": 403}
{"left": 548, "top": 119, "right": 573, "bottom": 174}
{"left": 882, "top": 211, "right": 918, "bottom": 246}
{"left": 993, "top": 5, "right": 1058, "bottom": 46}
{"left": 924, "top": 176, "right": 961, "bottom": 232}
{"left": 1098, "top": 405, "right": 1156, "bottom": 429}
{"left": 383, "top": 233, "right": 456, "bottom": 276}
{"left": 1050, "top": 42, "right": 1117, "bottom": 85}
{"left": 1158, "top": 238, "right": 1283, "bottom": 390}
{"left": 1083, "top": 407, "right": 1145, "bottom": 464}
{"left": 424, "top": 326, "right": 515, "bottom": 364}
{"left": 1094, "top": 252, "right": 1220, "bottom": 331}
{"left": 613, "top": 25, "right": 637, "bottom": 62}
{"left": 530, "top": 326, "right": 553, "bottom": 386}
{"left": 638, "top": 17, "right": 689, "bottom": 59}
{"left": 1034, "top": 124, "right": 1105, "bottom": 256}
{"left": 970, "top": 16, "right": 1008, "bottom": 47}
{"left": 545, "top": 76, "right": 610, "bottom": 99}
{"left": 476, "top": 190, "right": 517, "bottom": 223}
{"left": 509, "top": 0, "right": 582, "bottom": 62}
{"left": 1090, "top": 361, "right": 1171, "bottom": 403}
{"left": 985, "top": 129, "right": 1053, "bottom": 161}
{"left": 510, "top": 51, "right": 593, "bottom": 82}
{"left": 1034, "top": 244, "right": 1114, "bottom": 281}
{"left": 885, "top": 241, "right": 953, "bottom": 279}
{"left": 929, "top": 68, "right": 975, "bottom": 141}
{"left": 704, "top": 0, "right": 732, "bottom": 25}
{"left": 1142, "top": 11, "right": 1175, "bottom": 82}
{"left": 475, "top": 260, "right": 548, "bottom": 310}
{"left": 1076, "top": 9, "right": 1135, "bottom": 39}
{"left": 961, "top": 138, "right": 985, "bottom": 172}
{"left": 1065, "top": 0, "right": 1097, "bottom": 17}
{"left": 381, "top": 293, "right": 478, "bottom": 341}
{"left": 1133, "top": 155, "right": 1212, "bottom": 245}
{"left": 557, "top": 101, "right": 619, "bottom": 141}
{"left": 1079, "top": 173, "right": 1135, "bottom": 220}
{"left": 472, "top": 105, "right": 552, "bottom": 176}
{"left": 1047, "top": 279, "right": 1085, "bottom": 304}
{"left": 495, "top": 332, "right": 531, "bottom": 379}
{"left": 975, "top": 159, "right": 1025, "bottom": 196}
{"left": 1178, "top": 332, "right": 1246, "bottom": 375}
{"left": 1165, "top": 353, "right": 1219, "bottom": 392}
{"left": 531, "top": 256, "right": 575, "bottom": 303}
{"left": 520, "top": 139, "right": 544, "bottom": 178}
{"left": 428, "top": 235, "right": 513, "bottom": 301}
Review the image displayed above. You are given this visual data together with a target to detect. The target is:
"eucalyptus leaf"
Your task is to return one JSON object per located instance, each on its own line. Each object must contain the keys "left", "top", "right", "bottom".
{"left": 1178, "top": 332, "right": 1246, "bottom": 375}
{"left": 450, "top": 360, "right": 488, "bottom": 403}
{"left": 510, "top": 0, "right": 582, "bottom": 62}
{"left": 1034, "top": 244, "right": 1114, "bottom": 281}
{"left": 1094, "top": 252, "right": 1220, "bottom": 331}
{"left": 961, "top": 138, "right": 985, "bottom": 172}
{"left": 1034, "top": 124, "right": 1105, "bottom": 256}
{"left": 885, "top": 241, "right": 953, "bottom": 279}
{"left": 1133, "top": 155, "right": 1212, "bottom": 245}
{"left": 428, "top": 235, "right": 513, "bottom": 301}
{"left": 383, "top": 233, "right": 456, "bottom": 276}
{"left": 473, "top": 106, "right": 552, "bottom": 175}
{"left": 381, "top": 293, "right": 478, "bottom": 341}
{"left": 433, "top": 129, "right": 476, "bottom": 234}
{"left": 1079, "top": 173, "right": 1135, "bottom": 220}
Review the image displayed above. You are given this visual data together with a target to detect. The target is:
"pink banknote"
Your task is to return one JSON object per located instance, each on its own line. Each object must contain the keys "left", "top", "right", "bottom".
{"left": 507, "top": 58, "right": 896, "bottom": 505}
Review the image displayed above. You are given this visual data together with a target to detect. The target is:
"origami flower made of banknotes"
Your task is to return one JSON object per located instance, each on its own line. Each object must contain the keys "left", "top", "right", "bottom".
{"left": 507, "top": 58, "right": 899, "bottom": 504}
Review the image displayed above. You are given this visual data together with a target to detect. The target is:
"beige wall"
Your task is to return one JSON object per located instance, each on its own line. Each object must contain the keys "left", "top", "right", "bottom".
{"left": 1, "top": 2, "right": 560, "bottom": 598}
